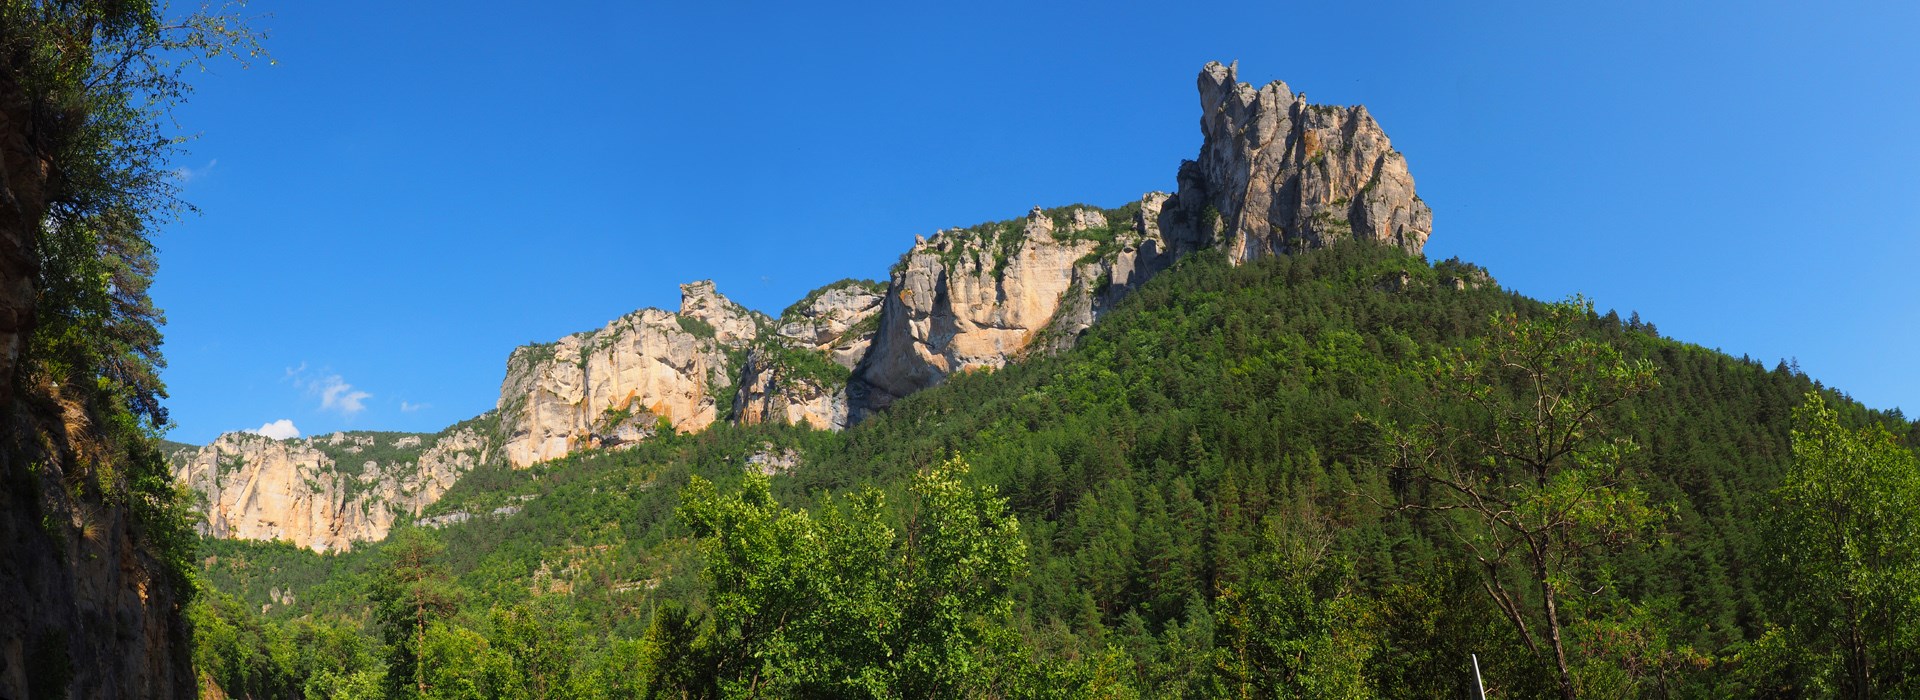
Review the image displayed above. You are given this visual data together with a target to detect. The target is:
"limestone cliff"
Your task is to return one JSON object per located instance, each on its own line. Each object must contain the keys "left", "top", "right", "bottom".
{"left": 846, "top": 62, "right": 1431, "bottom": 418}
{"left": 732, "top": 280, "right": 885, "bottom": 429}
{"left": 169, "top": 421, "right": 496, "bottom": 552}
{"left": 496, "top": 283, "right": 755, "bottom": 468}
{"left": 1187, "top": 60, "right": 1431, "bottom": 258}
{"left": 254, "top": 61, "right": 1432, "bottom": 474}
{"left": 848, "top": 207, "right": 1113, "bottom": 415}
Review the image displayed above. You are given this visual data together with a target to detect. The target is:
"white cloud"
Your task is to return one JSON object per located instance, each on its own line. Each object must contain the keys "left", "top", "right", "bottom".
{"left": 316, "top": 375, "right": 371, "bottom": 415}
{"left": 399, "top": 400, "right": 429, "bottom": 413}
{"left": 286, "top": 364, "right": 371, "bottom": 417}
{"left": 172, "top": 158, "right": 218, "bottom": 184}
{"left": 246, "top": 419, "right": 300, "bottom": 440}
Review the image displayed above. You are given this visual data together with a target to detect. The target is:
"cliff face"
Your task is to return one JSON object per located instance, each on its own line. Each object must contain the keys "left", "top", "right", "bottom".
{"left": 848, "top": 207, "right": 1109, "bottom": 415}
{"left": 495, "top": 282, "right": 757, "bottom": 468}
{"left": 732, "top": 280, "right": 884, "bottom": 430}
{"left": 169, "top": 423, "right": 495, "bottom": 552}
{"left": 1188, "top": 60, "right": 1431, "bottom": 259}
{"left": 1, "top": 390, "right": 195, "bottom": 699}
{"left": 318, "top": 61, "right": 1430, "bottom": 469}
{"left": 844, "top": 61, "right": 1431, "bottom": 418}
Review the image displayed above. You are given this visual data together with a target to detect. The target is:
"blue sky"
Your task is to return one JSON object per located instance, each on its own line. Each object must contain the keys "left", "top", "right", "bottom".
{"left": 155, "top": 1, "right": 1919, "bottom": 443}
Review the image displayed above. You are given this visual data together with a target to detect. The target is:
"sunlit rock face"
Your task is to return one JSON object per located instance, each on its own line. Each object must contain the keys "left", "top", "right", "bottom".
{"left": 732, "top": 280, "right": 884, "bottom": 430}
{"left": 1188, "top": 60, "right": 1431, "bottom": 259}
{"left": 239, "top": 61, "right": 1434, "bottom": 480}
{"left": 495, "top": 283, "right": 758, "bottom": 468}
{"left": 845, "top": 62, "right": 1433, "bottom": 420}
{"left": 848, "top": 207, "right": 1107, "bottom": 417}
{"left": 169, "top": 425, "right": 494, "bottom": 552}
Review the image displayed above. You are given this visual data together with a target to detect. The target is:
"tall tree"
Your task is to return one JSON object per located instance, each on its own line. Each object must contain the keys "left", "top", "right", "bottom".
{"left": 371, "top": 528, "right": 462, "bottom": 699}
{"left": 1769, "top": 393, "right": 1920, "bottom": 698}
{"left": 0, "top": 0, "right": 263, "bottom": 407}
{"left": 1384, "top": 297, "right": 1662, "bottom": 699}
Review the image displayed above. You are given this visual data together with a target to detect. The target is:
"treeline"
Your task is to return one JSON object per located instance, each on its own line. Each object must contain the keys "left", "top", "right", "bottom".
{"left": 190, "top": 244, "right": 1919, "bottom": 698}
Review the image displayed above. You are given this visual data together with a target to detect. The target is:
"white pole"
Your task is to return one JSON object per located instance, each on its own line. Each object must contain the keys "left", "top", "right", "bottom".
{"left": 1470, "top": 653, "right": 1487, "bottom": 699}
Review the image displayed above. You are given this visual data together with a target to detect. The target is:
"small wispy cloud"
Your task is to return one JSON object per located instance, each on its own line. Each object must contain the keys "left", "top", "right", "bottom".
{"left": 245, "top": 419, "right": 300, "bottom": 440}
{"left": 399, "top": 400, "right": 429, "bottom": 413}
{"left": 172, "top": 158, "right": 219, "bottom": 184}
{"left": 317, "top": 375, "right": 371, "bottom": 415}
{"left": 287, "top": 364, "right": 372, "bottom": 417}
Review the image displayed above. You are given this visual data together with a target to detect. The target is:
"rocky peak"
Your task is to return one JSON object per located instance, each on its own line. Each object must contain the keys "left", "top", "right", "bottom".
{"left": 679, "top": 280, "right": 765, "bottom": 348}
{"left": 416, "top": 62, "right": 1436, "bottom": 462}
{"left": 1188, "top": 60, "right": 1431, "bottom": 259}
{"left": 496, "top": 282, "right": 757, "bottom": 468}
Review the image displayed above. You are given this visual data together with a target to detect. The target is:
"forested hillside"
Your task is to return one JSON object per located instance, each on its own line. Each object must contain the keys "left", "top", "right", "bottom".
{"left": 187, "top": 243, "right": 1920, "bottom": 698}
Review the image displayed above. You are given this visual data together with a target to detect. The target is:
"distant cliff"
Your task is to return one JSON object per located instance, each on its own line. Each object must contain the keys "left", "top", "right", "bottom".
{"left": 169, "top": 421, "right": 496, "bottom": 552}
{"left": 493, "top": 281, "right": 760, "bottom": 468}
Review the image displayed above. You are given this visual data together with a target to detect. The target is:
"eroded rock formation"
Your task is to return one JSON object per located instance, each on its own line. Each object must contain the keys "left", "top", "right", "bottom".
{"left": 846, "top": 62, "right": 1431, "bottom": 418}
{"left": 849, "top": 207, "right": 1110, "bottom": 415}
{"left": 1189, "top": 60, "right": 1431, "bottom": 259}
{"left": 2, "top": 391, "right": 196, "bottom": 699}
{"left": 182, "top": 62, "right": 1431, "bottom": 483}
{"left": 169, "top": 423, "right": 495, "bottom": 552}
{"left": 495, "top": 284, "right": 752, "bottom": 467}
{"left": 732, "top": 280, "right": 885, "bottom": 429}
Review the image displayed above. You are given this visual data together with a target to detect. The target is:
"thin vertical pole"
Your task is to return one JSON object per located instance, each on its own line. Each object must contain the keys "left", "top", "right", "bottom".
{"left": 1470, "top": 653, "right": 1487, "bottom": 699}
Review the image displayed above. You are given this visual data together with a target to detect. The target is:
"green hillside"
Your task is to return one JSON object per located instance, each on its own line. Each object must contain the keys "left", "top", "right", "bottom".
{"left": 188, "top": 243, "right": 1919, "bottom": 698}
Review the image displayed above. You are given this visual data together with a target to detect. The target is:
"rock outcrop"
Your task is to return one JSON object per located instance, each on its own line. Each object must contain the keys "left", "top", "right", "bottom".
{"left": 732, "top": 280, "right": 884, "bottom": 430}
{"left": 679, "top": 279, "right": 766, "bottom": 348}
{"left": 169, "top": 423, "right": 495, "bottom": 552}
{"left": 1186, "top": 60, "right": 1431, "bottom": 259}
{"left": 4, "top": 388, "right": 197, "bottom": 699}
{"left": 848, "top": 207, "right": 1111, "bottom": 416}
{"left": 845, "top": 62, "right": 1431, "bottom": 419}
{"left": 496, "top": 283, "right": 751, "bottom": 468}
{"left": 199, "top": 61, "right": 1431, "bottom": 481}
{"left": 2, "top": 446, "right": 195, "bottom": 698}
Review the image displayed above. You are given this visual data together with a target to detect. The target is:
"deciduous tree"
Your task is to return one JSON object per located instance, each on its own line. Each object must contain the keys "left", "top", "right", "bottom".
{"left": 1384, "top": 297, "right": 1661, "bottom": 698}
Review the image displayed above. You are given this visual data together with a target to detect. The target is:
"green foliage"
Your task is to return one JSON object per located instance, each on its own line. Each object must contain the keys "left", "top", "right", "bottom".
{"left": 1383, "top": 296, "right": 1664, "bottom": 698}
{"left": 370, "top": 529, "right": 463, "bottom": 699}
{"left": 188, "top": 589, "right": 379, "bottom": 700}
{"left": 751, "top": 338, "right": 850, "bottom": 392}
{"left": 677, "top": 315, "right": 718, "bottom": 340}
{"left": 679, "top": 457, "right": 1030, "bottom": 697}
{"left": 1759, "top": 393, "right": 1920, "bottom": 697}
{"left": 188, "top": 242, "right": 1919, "bottom": 698}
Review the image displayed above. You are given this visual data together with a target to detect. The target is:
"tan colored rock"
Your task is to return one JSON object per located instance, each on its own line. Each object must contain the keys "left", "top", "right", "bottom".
{"left": 496, "top": 283, "right": 754, "bottom": 467}
{"left": 732, "top": 353, "right": 848, "bottom": 430}
{"left": 679, "top": 279, "right": 766, "bottom": 348}
{"left": 1190, "top": 60, "right": 1432, "bottom": 259}
{"left": 732, "top": 280, "right": 884, "bottom": 430}
{"left": 845, "top": 63, "right": 1431, "bottom": 417}
{"left": 170, "top": 423, "right": 495, "bottom": 552}
{"left": 849, "top": 207, "right": 1102, "bottom": 416}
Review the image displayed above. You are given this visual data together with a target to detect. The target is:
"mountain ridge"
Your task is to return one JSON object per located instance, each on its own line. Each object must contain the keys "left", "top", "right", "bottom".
{"left": 179, "top": 61, "right": 1435, "bottom": 551}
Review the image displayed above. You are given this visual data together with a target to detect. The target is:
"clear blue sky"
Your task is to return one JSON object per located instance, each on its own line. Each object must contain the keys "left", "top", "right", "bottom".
{"left": 155, "top": 0, "right": 1920, "bottom": 444}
